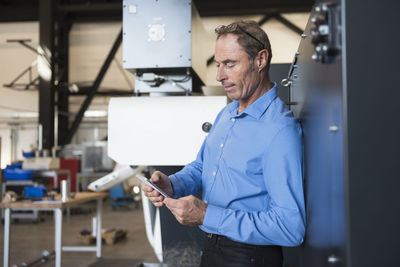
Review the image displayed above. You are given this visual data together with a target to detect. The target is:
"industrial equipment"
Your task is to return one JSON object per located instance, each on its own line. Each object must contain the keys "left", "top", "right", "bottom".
{"left": 285, "top": 0, "right": 400, "bottom": 266}
{"left": 90, "top": 95, "right": 226, "bottom": 262}
{"left": 87, "top": 1, "right": 225, "bottom": 264}
{"left": 123, "top": 0, "right": 208, "bottom": 95}
{"left": 81, "top": 141, "right": 114, "bottom": 173}
{"left": 88, "top": 165, "right": 146, "bottom": 192}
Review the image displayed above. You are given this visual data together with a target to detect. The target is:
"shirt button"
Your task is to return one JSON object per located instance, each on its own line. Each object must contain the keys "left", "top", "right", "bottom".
{"left": 212, "top": 171, "right": 216, "bottom": 176}
{"left": 231, "top": 118, "right": 235, "bottom": 122}
{"left": 220, "top": 143, "right": 224, "bottom": 147}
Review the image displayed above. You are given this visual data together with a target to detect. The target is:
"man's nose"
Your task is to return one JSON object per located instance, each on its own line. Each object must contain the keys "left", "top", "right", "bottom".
{"left": 216, "top": 66, "right": 227, "bottom": 82}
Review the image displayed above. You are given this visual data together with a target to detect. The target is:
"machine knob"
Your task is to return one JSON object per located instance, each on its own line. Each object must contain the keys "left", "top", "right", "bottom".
{"left": 202, "top": 122, "right": 212, "bottom": 133}
{"left": 310, "top": 2, "right": 341, "bottom": 64}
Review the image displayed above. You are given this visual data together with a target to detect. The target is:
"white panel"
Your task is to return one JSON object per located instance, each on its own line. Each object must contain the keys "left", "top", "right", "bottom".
{"left": 0, "top": 129, "right": 11, "bottom": 168}
{"left": 108, "top": 96, "right": 226, "bottom": 165}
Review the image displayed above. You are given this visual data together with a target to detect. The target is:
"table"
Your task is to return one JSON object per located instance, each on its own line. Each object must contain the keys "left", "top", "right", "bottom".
{"left": 0, "top": 192, "right": 107, "bottom": 267}
{"left": 1, "top": 180, "right": 40, "bottom": 221}
{"left": 1, "top": 169, "right": 72, "bottom": 222}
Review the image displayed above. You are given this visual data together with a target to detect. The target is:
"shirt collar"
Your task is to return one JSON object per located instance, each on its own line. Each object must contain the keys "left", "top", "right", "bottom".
{"left": 229, "top": 83, "right": 278, "bottom": 120}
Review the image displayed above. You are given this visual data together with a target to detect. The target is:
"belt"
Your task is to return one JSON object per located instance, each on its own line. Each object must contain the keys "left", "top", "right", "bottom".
{"left": 205, "top": 233, "right": 281, "bottom": 249}
{"left": 205, "top": 233, "right": 253, "bottom": 246}
{"left": 206, "top": 233, "right": 218, "bottom": 239}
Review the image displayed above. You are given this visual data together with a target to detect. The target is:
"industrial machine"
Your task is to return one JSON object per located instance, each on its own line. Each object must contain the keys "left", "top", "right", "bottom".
{"left": 81, "top": 141, "right": 114, "bottom": 173}
{"left": 122, "top": 0, "right": 208, "bottom": 95}
{"left": 283, "top": 0, "right": 400, "bottom": 266}
{"left": 89, "top": 0, "right": 226, "bottom": 264}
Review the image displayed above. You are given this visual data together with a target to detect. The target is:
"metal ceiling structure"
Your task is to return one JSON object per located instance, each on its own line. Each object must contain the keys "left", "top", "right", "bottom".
{"left": 0, "top": 0, "right": 313, "bottom": 22}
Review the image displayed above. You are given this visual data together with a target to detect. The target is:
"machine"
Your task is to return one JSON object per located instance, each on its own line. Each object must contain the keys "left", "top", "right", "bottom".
{"left": 284, "top": 0, "right": 400, "bottom": 266}
{"left": 89, "top": 0, "right": 226, "bottom": 264}
{"left": 122, "top": 0, "right": 208, "bottom": 95}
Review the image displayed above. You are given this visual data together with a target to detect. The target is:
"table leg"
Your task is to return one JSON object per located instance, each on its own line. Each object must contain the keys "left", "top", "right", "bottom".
{"left": 96, "top": 199, "right": 102, "bottom": 258}
{"left": 53, "top": 171, "right": 58, "bottom": 190}
{"left": 3, "top": 208, "right": 10, "bottom": 267}
{"left": 54, "top": 208, "right": 63, "bottom": 267}
{"left": 67, "top": 171, "right": 72, "bottom": 193}
{"left": 77, "top": 174, "right": 82, "bottom": 193}
{"left": 67, "top": 172, "right": 71, "bottom": 216}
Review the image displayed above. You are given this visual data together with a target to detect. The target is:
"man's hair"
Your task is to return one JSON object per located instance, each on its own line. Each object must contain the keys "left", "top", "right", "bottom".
{"left": 215, "top": 20, "right": 272, "bottom": 70}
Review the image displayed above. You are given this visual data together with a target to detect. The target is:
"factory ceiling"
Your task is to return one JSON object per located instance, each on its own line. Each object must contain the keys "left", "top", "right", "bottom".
{"left": 0, "top": 0, "right": 314, "bottom": 22}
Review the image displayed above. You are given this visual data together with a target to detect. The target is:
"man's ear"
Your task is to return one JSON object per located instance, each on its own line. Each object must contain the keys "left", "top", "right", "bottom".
{"left": 256, "top": 49, "right": 268, "bottom": 72}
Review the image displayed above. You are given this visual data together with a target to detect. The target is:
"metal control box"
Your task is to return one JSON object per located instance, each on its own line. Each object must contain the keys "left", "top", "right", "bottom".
{"left": 122, "top": 0, "right": 207, "bottom": 84}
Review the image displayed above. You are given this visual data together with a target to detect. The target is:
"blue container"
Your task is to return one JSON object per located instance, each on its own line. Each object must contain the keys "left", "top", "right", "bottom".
{"left": 6, "top": 161, "right": 23, "bottom": 169}
{"left": 24, "top": 186, "right": 47, "bottom": 198}
{"left": 109, "top": 183, "right": 125, "bottom": 198}
{"left": 22, "top": 151, "right": 35, "bottom": 158}
{"left": 3, "top": 169, "right": 35, "bottom": 180}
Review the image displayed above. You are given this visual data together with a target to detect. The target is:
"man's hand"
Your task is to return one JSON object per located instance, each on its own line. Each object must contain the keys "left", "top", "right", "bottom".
{"left": 141, "top": 171, "right": 173, "bottom": 207}
{"left": 164, "top": 195, "right": 208, "bottom": 226}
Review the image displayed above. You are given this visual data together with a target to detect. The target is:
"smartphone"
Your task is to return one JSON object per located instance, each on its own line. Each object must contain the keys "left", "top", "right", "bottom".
{"left": 136, "top": 175, "right": 170, "bottom": 198}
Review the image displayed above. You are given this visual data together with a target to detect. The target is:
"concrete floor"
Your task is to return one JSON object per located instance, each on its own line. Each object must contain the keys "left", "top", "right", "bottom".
{"left": 0, "top": 199, "right": 159, "bottom": 267}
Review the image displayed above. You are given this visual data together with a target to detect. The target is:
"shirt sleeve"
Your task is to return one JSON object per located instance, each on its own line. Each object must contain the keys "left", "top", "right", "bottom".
{"left": 169, "top": 140, "right": 205, "bottom": 198}
{"left": 202, "top": 123, "right": 306, "bottom": 246}
{"left": 169, "top": 107, "right": 226, "bottom": 198}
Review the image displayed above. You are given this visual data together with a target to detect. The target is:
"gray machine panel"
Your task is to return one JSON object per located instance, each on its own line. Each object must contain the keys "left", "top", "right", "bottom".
{"left": 290, "top": 0, "right": 400, "bottom": 266}
{"left": 123, "top": 0, "right": 192, "bottom": 70}
{"left": 291, "top": 4, "right": 346, "bottom": 265}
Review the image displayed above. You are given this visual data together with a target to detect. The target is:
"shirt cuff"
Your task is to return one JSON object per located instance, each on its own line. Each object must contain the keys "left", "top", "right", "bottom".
{"left": 168, "top": 174, "right": 186, "bottom": 198}
{"left": 202, "top": 204, "right": 224, "bottom": 232}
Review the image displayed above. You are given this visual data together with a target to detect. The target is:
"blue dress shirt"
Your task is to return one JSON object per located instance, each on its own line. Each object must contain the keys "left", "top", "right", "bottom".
{"left": 169, "top": 84, "right": 306, "bottom": 246}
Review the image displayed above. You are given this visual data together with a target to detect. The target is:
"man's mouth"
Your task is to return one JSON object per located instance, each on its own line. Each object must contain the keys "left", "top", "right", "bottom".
{"left": 223, "top": 84, "right": 235, "bottom": 92}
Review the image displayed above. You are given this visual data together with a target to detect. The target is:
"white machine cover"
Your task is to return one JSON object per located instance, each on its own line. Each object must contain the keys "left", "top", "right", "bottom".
{"left": 108, "top": 96, "right": 227, "bottom": 166}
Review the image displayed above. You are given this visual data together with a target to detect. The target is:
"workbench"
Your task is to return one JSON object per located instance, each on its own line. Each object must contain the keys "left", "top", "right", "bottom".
{"left": 0, "top": 192, "right": 107, "bottom": 267}
{"left": 1, "top": 169, "right": 72, "bottom": 222}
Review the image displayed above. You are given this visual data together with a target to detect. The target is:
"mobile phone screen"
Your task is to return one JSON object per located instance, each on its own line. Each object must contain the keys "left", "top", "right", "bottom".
{"left": 136, "top": 175, "right": 170, "bottom": 198}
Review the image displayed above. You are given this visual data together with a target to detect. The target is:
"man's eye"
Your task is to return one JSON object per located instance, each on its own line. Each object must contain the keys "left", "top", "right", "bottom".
{"left": 227, "top": 64, "right": 235, "bottom": 68}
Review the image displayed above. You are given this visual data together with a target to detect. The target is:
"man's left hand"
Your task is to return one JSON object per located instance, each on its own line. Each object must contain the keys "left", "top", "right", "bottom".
{"left": 163, "top": 195, "right": 207, "bottom": 226}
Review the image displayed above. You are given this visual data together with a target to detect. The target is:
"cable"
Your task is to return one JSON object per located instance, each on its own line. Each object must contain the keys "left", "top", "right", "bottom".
{"left": 171, "top": 75, "right": 191, "bottom": 83}
{"left": 155, "top": 75, "right": 190, "bottom": 94}
{"left": 136, "top": 74, "right": 191, "bottom": 94}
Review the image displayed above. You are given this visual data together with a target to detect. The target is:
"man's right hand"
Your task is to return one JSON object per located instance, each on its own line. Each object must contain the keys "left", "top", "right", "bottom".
{"left": 141, "top": 171, "right": 173, "bottom": 207}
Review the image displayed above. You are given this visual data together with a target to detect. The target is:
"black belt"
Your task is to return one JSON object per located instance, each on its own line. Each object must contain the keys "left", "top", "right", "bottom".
{"left": 205, "top": 233, "right": 280, "bottom": 249}
{"left": 206, "top": 233, "right": 218, "bottom": 239}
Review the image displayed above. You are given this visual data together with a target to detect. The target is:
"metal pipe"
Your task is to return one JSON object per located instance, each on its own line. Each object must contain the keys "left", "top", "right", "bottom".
{"left": 96, "top": 199, "right": 102, "bottom": 258}
{"left": 54, "top": 208, "right": 62, "bottom": 267}
{"left": 3, "top": 208, "right": 10, "bottom": 267}
{"left": 38, "top": 124, "right": 43, "bottom": 151}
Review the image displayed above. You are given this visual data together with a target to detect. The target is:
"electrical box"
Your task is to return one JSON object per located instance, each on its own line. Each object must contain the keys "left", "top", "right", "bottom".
{"left": 122, "top": 0, "right": 208, "bottom": 84}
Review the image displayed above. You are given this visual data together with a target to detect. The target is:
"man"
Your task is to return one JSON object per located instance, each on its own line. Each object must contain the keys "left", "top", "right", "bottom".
{"left": 143, "top": 20, "right": 305, "bottom": 266}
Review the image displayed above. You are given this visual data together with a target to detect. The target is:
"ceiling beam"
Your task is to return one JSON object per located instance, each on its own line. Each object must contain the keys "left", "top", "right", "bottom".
{"left": 0, "top": 0, "right": 313, "bottom": 22}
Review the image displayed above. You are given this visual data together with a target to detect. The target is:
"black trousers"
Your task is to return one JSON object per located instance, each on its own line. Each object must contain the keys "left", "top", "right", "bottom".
{"left": 200, "top": 233, "right": 283, "bottom": 267}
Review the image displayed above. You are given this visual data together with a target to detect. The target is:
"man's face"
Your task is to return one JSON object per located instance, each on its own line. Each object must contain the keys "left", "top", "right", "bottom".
{"left": 214, "top": 34, "right": 260, "bottom": 102}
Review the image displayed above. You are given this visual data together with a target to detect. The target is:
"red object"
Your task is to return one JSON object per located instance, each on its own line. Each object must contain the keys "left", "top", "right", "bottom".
{"left": 60, "top": 158, "right": 80, "bottom": 192}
